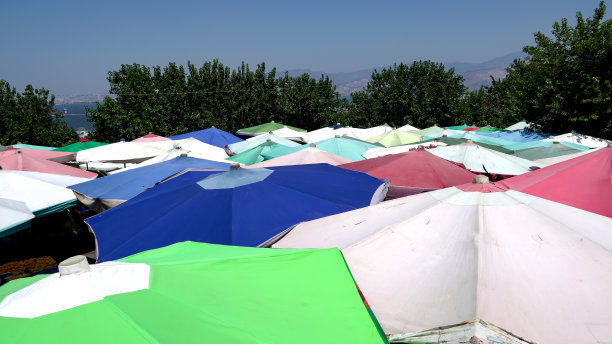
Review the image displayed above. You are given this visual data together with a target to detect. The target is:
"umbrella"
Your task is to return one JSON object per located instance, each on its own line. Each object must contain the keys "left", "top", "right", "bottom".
{"left": 0, "top": 198, "right": 34, "bottom": 237}
{"left": 168, "top": 127, "right": 242, "bottom": 147}
{"left": 86, "top": 163, "right": 389, "bottom": 261}
{"left": 499, "top": 147, "right": 612, "bottom": 217}
{"left": 340, "top": 150, "right": 476, "bottom": 198}
{"left": 543, "top": 131, "right": 609, "bottom": 148}
{"left": 512, "top": 141, "right": 589, "bottom": 161}
{"left": 69, "top": 157, "right": 230, "bottom": 212}
{"left": 248, "top": 145, "right": 354, "bottom": 168}
{"left": 236, "top": 121, "right": 306, "bottom": 137}
{"left": 131, "top": 133, "right": 170, "bottom": 142}
{"left": 0, "top": 150, "right": 97, "bottom": 179}
{"left": 397, "top": 123, "right": 419, "bottom": 131}
{"left": 535, "top": 147, "right": 601, "bottom": 166}
{"left": 501, "top": 139, "right": 589, "bottom": 152}
{"left": 1, "top": 147, "right": 74, "bottom": 163}
{"left": 263, "top": 136, "right": 380, "bottom": 161}
{"left": 361, "top": 141, "right": 449, "bottom": 159}
{"left": 270, "top": 178, "right": 612, "bottom": 343}
{"left": 270, "top": 126, "right": 308, "bottom": 142}
{"left": 476, "top": 129, "right": 550, "bottom": 143}
{"left": 52, "top": 140, "right": 108, "bottom": 152}
{"left": 225, "top": 141, "right": 283, "bottom": 165}
{"left": 461, "top": 126, "right": 480, "bottom": 131}
{"left": 0, "top": 242, "right": 387, "bottom": 344}
{"left": 366, "top": 129, "right": 421, "bottom": 147}
{"left": 427, "top": 141, "right": 542, "bottom": 176}
{"left": 227, "top": 133, "right": 300, "bottom": 155}
{"left": 504, "top": 119, "right": 530, "bottom": 131}
{"left": 300, "top": 125, "right": 391, "bottom": 143}
{"left": 446, "top": 125, "right": 471, "bottom": 130}
{"left": 8, "top": 144, "right": 56, "bottom": 151}
{"left": 420, "top": 136, "right": 514, "bottom": 154}
{"left": 411, "top": 125, "right": 444, "bottom": 137}
{"left": 473, "top": 126, "right": 500, "bottom": 132}
{"left": 76, "top": 140, "right": 191, "bottom": 164}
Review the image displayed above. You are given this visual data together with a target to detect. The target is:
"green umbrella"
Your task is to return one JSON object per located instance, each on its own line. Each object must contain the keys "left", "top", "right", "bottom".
{"left": 474, "top": 126, "right": 500, "bottom": 133}
{"left": 446, "top": 125, "right": 471, "bottom": 130}
{"left": 226, "top": 141, "right": 284, "bottom": 165}
{"left": 0, "top": 242, "right": 387, "bottom": 343}
{"left": 512, "top": 142, "right": 587, "bottom": 161}
{"left": 0, "top": 145, "right": 7, "bottom": 152}
{"left": 9, "top": 144, "right": 56, "bottom": 151}
{"left": 410, "top": 125, "right": 443, "bottom": 137}
{"left": 421, "top": 137, "right": 515, "bottom": 155}
{"left": 53, "top": 141, "right": 109, "bottom": 152}
{"left": 263, "top": 137, "right": 380, "bottom": 161}
{"left": 237, "top": 121, "right": 306, "bottom": 136}
{"left": 366, "top": 129, "right": 422, "bottom": 147}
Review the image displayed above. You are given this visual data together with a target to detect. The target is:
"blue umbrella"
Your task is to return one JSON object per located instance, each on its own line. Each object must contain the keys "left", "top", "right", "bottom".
{"left": 168, "top": 127, "right": 242, "bottom": 148}
{"left": 86, "top": 163, "right": 388, "bottom": 262}
{"left": 475, "top": 129, "right": 552, "bottom": 143}
{"left": 70, "top": 157, "right": 230, "bottom": 212}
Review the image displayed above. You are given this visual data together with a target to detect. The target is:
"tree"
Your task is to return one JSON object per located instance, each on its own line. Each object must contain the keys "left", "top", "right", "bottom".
{"left": 0, "top": 80, "right": 76, "bottom": 146}
{"left": 347, "top": 61, "right": 467, "bottom": 128}
{"left": 496, "top": 1, "right": 612, "bottom": 137}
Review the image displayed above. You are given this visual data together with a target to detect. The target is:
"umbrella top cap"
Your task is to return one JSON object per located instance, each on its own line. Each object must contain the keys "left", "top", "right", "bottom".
{"left": 473, "top": 175, "right": 489, "bottom": 184}
{"left": 59, "top": 255, "right": 90, "bottom": 276}
{"left": 197, "top": 167, "right": 273, "bottom": 189}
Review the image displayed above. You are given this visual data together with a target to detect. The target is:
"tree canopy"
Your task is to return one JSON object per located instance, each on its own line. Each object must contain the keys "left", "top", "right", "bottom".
{"left": 0, "top": 80, "right": 76, "bottom": 147}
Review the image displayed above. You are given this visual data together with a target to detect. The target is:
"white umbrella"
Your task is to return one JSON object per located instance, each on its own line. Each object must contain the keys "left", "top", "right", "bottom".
{"left": 270, "top": 126, "right": 307, "bottom": 142}
{"left": 427, "top": 141, "right": 542, "bottom": 175}
{"left": 248, "top": 145, "right": 353, "bottom": 168}
{"left": 76, "top": 140, "right": 174, "bottom": 163}
{"left": 270, "top": 180, "right": 612, "bottom": 343}
{"left": 543, "top": 131, "right": 609, "bottom": 148}
{"left": 0, "top": 198, "right": 34, "bottom": 236}
{"left": 397, "top": 123, "right": 419, "bottom": 132}
{"left": 362, "top": 141, "right": 447, "bottom": 159}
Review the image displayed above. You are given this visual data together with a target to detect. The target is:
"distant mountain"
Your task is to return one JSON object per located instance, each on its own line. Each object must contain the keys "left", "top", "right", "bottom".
{"left": 286, "top": 51, "right": 526, "bottom": 96}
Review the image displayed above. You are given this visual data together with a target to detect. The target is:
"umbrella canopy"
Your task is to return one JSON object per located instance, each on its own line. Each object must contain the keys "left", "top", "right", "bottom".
{"left": 361, "top": 141, "right": 449, "bottom": 159}
{"left": 499, "top": 147, "right": 612, "bottom": 217}
{"left": 502, "top": 139, "right": 589, "bottom": 151}
{"left": 461, "top": 126, "right": 480, "bottom": 131}
{"left": 263, "top": 136, "right": 380, "bottom": 161}
{"left": 0, "top": 198, "right": 34, "bottom": 237}
{"left": 397, "top": 123, "right": 419, "bottom": 131}
{"left": 86, "top": 164, "right": 388, "bottom": 261}
{"left": 427, "top": 141, "right": 542, "bottom": 176}
{"left": 131, "top": 133, "right": 171, "bottom": 142}
{"left": 420, "top": 136, "right": 514, "bottom": 154}
{"left": 227, "top": 133, "right": 300, "bottom": 154}
{"left": 76, "top": 140, "right": 189, "bottom": 164}
{"left": 0, "top": 242, "right": 387, "bottom": 344}
{"left": 0, "top": 150, "right": 97, "bottom": 179}
{"left": 366, "top": 129, "right": 421, "bottom": 147}
{"left": 535, "top": 147, "right": 601, "bottom": 166}
{"left": 340, "top": 150, "right": 475, "bottom": 198}
{"left": 512, "top": 142, "right": 589, "bottom": 161}
{"left": 446, "top": 125, "right": 471, "bottom": 130}
{"left": 270, "top": 181, "right": 612, "bottom": 343}
{"left": 236, "top": 121, "right": 306, "bottom": 137}
{"left": 1, "top": 147, "right": 74, "bottom": 163}
{"left": 504, "top": 119, "right": 530, "bottom": 131}
{"left": 270, "top": 126, "right": 308, "bottom": 142}
{"left": 543, "top": 131, "right": 609, "bottom": 148}
{"left": 248, "top": 145, "right": 353, "bottom": 168}
{"left": 69, "top": 157, "right": 230, "bottom": 212}
{"left": 168, "top": 127, "right": 242, "bottom": 147}
{"left": 411, "top": 125, "right": 443, "bottom": 137}
{"left": 8, "top": 144, "right": 56, "bottom": 151}
{"left": 473, "top": 126, "right": 500, "bottom": 132}
{"left": 300, "top": 125, "right": 392, "bottom": 143}
{"left": 476, "top": 129, "right": 550, "bottom": 143}
{"left": 226, "top": 141, "right": 284, "bottom": 165}
{"left": 52, "top": 140, "right": 108, "bottom": 152}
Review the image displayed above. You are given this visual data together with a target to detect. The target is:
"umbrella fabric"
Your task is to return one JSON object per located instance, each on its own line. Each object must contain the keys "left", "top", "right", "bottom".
{"left": 512, "top": 142, "right": 588, "bottom": 161}
{"left": 461, "top": 127, "right": 480, "bottom": 131}
{"left": 535, "top": 147, "right": 601, "bottom": 166}
{"left": 300, "top": 125, "right": 391, "bottom": 143}
{"left": 0, "top": 145, "right": 7, "bottom": 152}
{"left": 52, "top": 141, "right": 108, "bottom": 152}
{"left": 427, "top": 141, "right": 542, "bottom": 176}
{"left": 270, "top": 185, "right": 612, "bottom": 343}
{"left": 0, "top": 150, "right": 97, "bottom": 179}
{"left": 7, "top": 171, "right": 92, "bottom": 188}
{"left": 263, "top": 137, "right": 380, "bottom": 161}
{"left": 502, "top": 140, "right": 589, "bottom": 151}
{"left": 0, "top": 242, "right": 387, "bottom": 344}
{"left": 236, "top": 121, "right": 306, "bottom": 136}
{"left": 226, "top": 141, "right": 283, "bottom": 165}
{"left": 0, "top": 198, "right": 34, "bottom": 237}
{"left": 76, "top": 140, "right": 189, "bottom": 163}
{"left": 397, "top": 123, "right": 419, "bottom": 131}
{"left": 168, "top": 127, "right": 242, "bottom": 147}
{"left": 543, "top": 131, "right": 609, "bottom": 148}
{"left": 446, "top": 125, "right": 471, "bottom": 130}
{"left": 86, "top": 164, "right": 388, "bottom": 261}
{"left": 227, "top": 133, "right": 300, "bottom": 154}
{"left": 340, "top": 150, "right": 475, "bottom": 198}
{"left": 1, "top": 148, "right": 74, "bottom": 163}
{"left": 411, "top": 125, "right": 444, "bottom": 137}
{"left": 8, "top": 144, "right": 56, "bottom": 151}
{"left": 504, "top": 119, "right": 530, "bottom": 131}
{"left": 473, "top": 126, "right": 500, "bottom": 132}
{"left": 366, "top": 129, "right": 421, "bottom": 147}
{"left": 132, "top": 133, "right": 171, "bottom": 142}
{"left": 499, "top": 147, "right": 612, "bottom": 217}
{"left": 248, "top": 146, "right": 353, "bottom": 168}
{"left": 361, "top": 141, "right": 449, "bottom": 159}
{"left": 476, "top": 129, "right": 550, "bottom": 143}
{"left": 69, "top": 157, "right": 230, "bottom": 212}
{"left": 270, "top": 126, "right": 308, "bottom": 142}
{"left": 420, "top": 137, "right": 515, "bottom": 155}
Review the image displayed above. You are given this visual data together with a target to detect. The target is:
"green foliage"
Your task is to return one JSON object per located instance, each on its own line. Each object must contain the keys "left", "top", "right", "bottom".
{"left": 346, "top": 61, "right": 467, "bottom": 128}
{"left": 87, "top": 60, "right": 346, "bottom": 141}
{"left": 0, "top": 80, "right": 77, "bottom": 146}
{"left": 492, "top": 1, "right": 612, "bottom": 138}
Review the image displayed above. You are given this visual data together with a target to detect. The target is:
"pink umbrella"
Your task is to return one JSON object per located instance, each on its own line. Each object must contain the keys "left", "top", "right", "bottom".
{"left": 499, "top": 147, "right": 612, "bottom": 217}
{"left": 0, "top": 150, "right": 97, "bottom": 179}
{"left": 132, "top": 133, "right": 171, "bottom": 142}
{"left": 2, "top": 147, "right": 74, "bottom": 163}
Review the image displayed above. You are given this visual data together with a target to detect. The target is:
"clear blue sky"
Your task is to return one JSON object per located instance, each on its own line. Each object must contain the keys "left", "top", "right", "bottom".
{"left": 0, "top": 0, "right": 606, "bottom": 95}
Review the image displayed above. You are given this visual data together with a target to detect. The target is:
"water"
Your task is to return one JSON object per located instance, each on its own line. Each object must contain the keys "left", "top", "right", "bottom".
{"left": 58, "top": 114, "right": 94, "bottom": 131}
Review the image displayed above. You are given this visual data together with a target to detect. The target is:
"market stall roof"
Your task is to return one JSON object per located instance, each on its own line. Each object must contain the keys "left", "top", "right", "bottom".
{"left": 227, "top": 133, "right": 300, "bottom": 155}
{"left": 543, "top": 131, "right": 609, "bottom": 148}
{"left": 236, "top": 121, "right": 306, "bottom": 137}
{"left": 52, "top": 140, "right": 109, "bottom": 152}
{"left": 248, "top": 146, "right": 353, "bottom": 168}
{"left": 0, "top": 242, "right": 387, "bottom": 344}
{"left": 366, "top": 129, "right": 422, "bottom": 147}
{"left": 225, "top": 141, "right": 284, "bottom": 165}
{"left": 1, "top": 147, "right": 74, "bottom": 163}
{"left": 168, "top": 127, "right": 242, "bottom": 147}
{"left": 263, "top": 136, "right": 380, "bottom": 161}
{"left": 0, "top": 149, "right": 97, "bottom": 179}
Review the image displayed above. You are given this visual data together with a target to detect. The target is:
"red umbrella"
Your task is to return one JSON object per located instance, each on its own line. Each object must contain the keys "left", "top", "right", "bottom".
{"left": 462, "top": 127, "right": 480, "bottom": 131}
{"left": 340, "top": 149, "right": 475, "bottom": 199}
{"left": 0, "top": 149, "right": 97, "bottom": 179}
{"left": 499, "top": 147, "right": 612, "bottom": 217}
{"left": 2, "top": 147, "right": 74, "bottom": 163}
{"left": 132, "top": 133, "right": 170, "bottom": 142}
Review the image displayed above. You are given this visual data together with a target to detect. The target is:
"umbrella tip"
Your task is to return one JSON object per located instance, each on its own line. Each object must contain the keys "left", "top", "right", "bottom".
{"left": 473, "top": 175, "right": 489, "bottom": 184}
{"left": 230, "top": 163, "right": 241, "bottom": 170}
{"left": 271, "top": 120, "right": 275, "bottom": 123}
{"left": 180, "top": 153, "right": 188, "bottom": 157}
{"left": 266, "top": 139, "right": 272, "bottom": 142}
{"left": 58, "top": 255, "right": 90, "bottom": 276}
{"left": 309, "top": 143, "right": 316, "bottom": 148}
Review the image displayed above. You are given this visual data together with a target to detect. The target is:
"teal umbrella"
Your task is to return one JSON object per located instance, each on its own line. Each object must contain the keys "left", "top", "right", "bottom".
{"left": 226, "top": 141, "right": 284, "bottom": 165}
{"left": 263, "top": 136, "right": 380, "bottom": 161}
